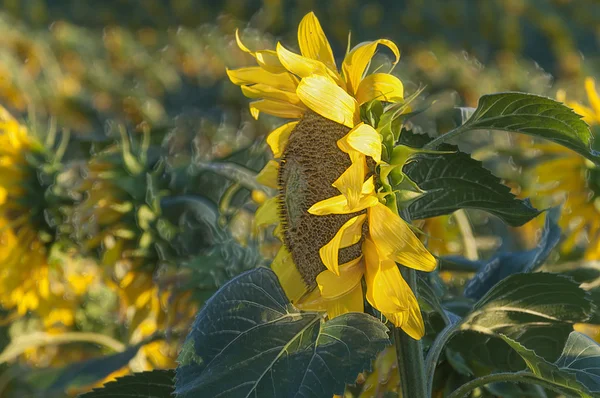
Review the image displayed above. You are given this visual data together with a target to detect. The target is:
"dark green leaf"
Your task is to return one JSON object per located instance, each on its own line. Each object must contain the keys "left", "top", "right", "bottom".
{"left": 402, "top": 141, "right": 541, "bottom": 226}
{"left": 464, "top": 207, "right": 561, "bottom": 300}
{"left": 78, "top": 369, "right": 175, "bottom": 398}
{"left": 427, "top": 93, "right": 600, "bottom": 164}
{"left": 175, "top": 267, "right": 389, "bottom": 398}
{"left": 501, "top": 332, "right": 600, "bottom": 397}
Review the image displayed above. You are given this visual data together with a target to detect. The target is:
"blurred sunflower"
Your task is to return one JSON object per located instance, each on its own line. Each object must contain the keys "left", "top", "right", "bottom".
{"left": 528, "top": 77, "right": 600, "bottom": 259}
{"left": 0, "top": 106, "right": 93, "bottom": 329}
{"left": 228, "top": 12, "right": 437, "bottom": 339}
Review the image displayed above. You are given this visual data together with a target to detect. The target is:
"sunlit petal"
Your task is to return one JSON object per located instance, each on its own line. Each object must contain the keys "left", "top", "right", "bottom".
{"left": 342, "top": 39, "right": 400, "bottom": 95}
{"left": 297, "top": 75, "right": 359, "bottom": 128}
{"left": 368, "top": 203, "right": 437, "bottom": 271}
{"left": 226, "top": 67, "right": 297, "bottom": 92}
{"left": 271, "top": 245, "right": 308, "bottom": 302}
{"left": 316, "top": 257, "right": 364, "bottom": 299}
{"left": 308, "top": 192, "right": 378, "bottom": 215}
{"left": 332, "top": 152, "right": 366, "bottom": 208}
{"left": 249, "top": 99, "right": 306, "bottom": 120}
{"left": 338, "top": 123, "right": 382, "bottom": 163}
{"left": 297, "top": 12, "right": 337, "bottom": 72}
{"left": 319, "top": 214, "right": 367, "bottom": 275}
{"left": 266, "top": 121, "right": 299, "bottom": 157}
{"left": 241, "top": 83, "right": 303, "bottom": 105}
{"left": 355, "top": 73, "right": 404, "bottom": 105}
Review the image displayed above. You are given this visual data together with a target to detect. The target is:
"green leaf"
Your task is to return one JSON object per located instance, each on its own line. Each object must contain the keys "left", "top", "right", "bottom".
{"left": 501, "top": 332, "right": 600, "bottom": 397}
{"left": 424, "top": 92, "right": 600, "bottom": 164}
{"left": 463, "top": 207, "right": 561, "bottom": 300}
{"left": 402, "top": 140, "right": 541, "bottom": 226}
{"left": 175, "top": 267, "right": 390, "bottom": 398}
{"left": 78, "top": 369, "right": 175, "bottom": 398}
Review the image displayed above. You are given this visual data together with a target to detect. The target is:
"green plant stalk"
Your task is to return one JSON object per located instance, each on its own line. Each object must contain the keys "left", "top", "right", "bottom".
{"left": 422, "top": 124, "right": 467, "bottom": 150}
{"left": 424, "top": 323, "right": 459, "bottom": 397}
{"left": 395, "top": 267, "right": 427, "bottom": 398}
{"left": 446, "top": 371, "right": 573, "bottom": 398}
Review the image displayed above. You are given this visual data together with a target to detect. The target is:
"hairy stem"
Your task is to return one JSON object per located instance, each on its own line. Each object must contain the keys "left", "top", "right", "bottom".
{"left": 424, "top": 322, "right": 459, "bottom": 397}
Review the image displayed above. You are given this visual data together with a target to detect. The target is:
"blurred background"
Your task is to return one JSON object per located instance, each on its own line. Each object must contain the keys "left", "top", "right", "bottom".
{"left": 0, "top": 0, "right": 598, "bottom": 396}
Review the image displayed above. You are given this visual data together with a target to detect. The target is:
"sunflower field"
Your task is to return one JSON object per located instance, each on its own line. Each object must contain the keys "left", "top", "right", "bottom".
{"left": 1, "top": 1, "right": 600, "bottom": 397}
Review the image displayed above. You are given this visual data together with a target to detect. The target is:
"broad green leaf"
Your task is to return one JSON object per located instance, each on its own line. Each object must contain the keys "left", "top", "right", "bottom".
{"left": 175, "top": 267, "right": 390, "bottom": 398}
{"left": 463, "top": 207, "right": 561, "bottom": 300}
{"left": 400, "top": 131, "right": 541, "bottom": 226}
{"left": 501, "top": 332, "right": 600, "bottom": 397}
{"left": 78, "top": 369, "right": 175, "bottom": 398}
{"left": 424, "top": 92, "right": 600, "bottom": 164}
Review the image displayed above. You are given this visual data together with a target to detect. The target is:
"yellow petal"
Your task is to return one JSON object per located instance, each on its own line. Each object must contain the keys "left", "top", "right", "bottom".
{"left": 316, "top": 257, "right": 364, "bottom": 299}
{"left": 342, "top": 39, "right": 400, "bottom": 95}
{"left": 277, "top": 42, "right": 331, "bottom": 78}
{"left": 308, "top": 191, "right": 378, "bottom": 215}
{"left": 332, "top": 152, "right": 366, "bottom": 208}
{"left": 338, "top": 122, "right": 382, "bottom": 163}
{"left": 255, "top": 50, "right": 287, "bottom": 74}
{"left": 241, "top": 83, "right": 303, "bottom": 105}
{"left": 256, "top": 160, "right": 279, "bottom": 189}
{"left": 226, "top": 67, "right": 297, "bottom": 92}
{"left": 388, "top": 285, "right": 425, "bottom": 340}
{"left": 235, "top": 29, "right": 254, "bottom": 55}
{"left": 266, "top": 121, "right": 298, "bottom": 157}
{"left": 326, "top": 283, "right": 364, "bottom": 319}
{"left": 355, "top": 73, "right": 404, "bottom": 105}
{"left": 363, "top": 238, "right": 408, "bottom": 313}
{"left": 296, "top": 286, "right": 328, "bottom": 312}
{"left": 319, "top": 214, "right": 367, "bottom": 275}
{"left": 254, "top": 196, "right": 279, "bottom": 227}
{"left": 297, "top": 12, "right": 337, "bottom": 72}
{"left": 271, "top": 245, "right": 307, "bottom": 302}
{"left": 368, "top": 203, "right": 437, "bottom": 271}
{"left": 249, "top": 99, "right": 305, "bottom": 120}
{"left": 297, "top": 75, "right": 359, "bottom": 128}
{"left": 585, "top": 77, "right": 600, "bottom": 117}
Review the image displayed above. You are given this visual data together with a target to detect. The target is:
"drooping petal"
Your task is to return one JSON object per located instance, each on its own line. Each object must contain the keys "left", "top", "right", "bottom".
{"left": 355, "top": 73, "right": 404, "bottom": 105}
{"left": 337, "top": 122, "right": 382, "bottom": 163}
{"left": 342, "top": 39, "right": 400, "bottom": 95}
{"left": 332, "top": 152, "right": 367, "bottom": 208}
{"left": 254, "top": 196, "right": 279, "bottom": 228}
{"left": 226, "top": 67, "right": 297, "bottom": 92}
{"left": 391, "top": 284, "right": 425, "bottom": 340}
{"left": 585, "top": 77, "right": 600, "bottom": 117}
{"left": 368, "top": 203, "right": 437, "bottom": 271}
{"left": 296, "top": 286, "right": 328, "bottom": 312}
{"left": 308, "top": 191, "right": 378, "bottom": 215}
{"left": 297, "top": 75, "right": 360, "bottom": 128}
{"left": 241, "top": 83, "right": 303, "bottom": 105}
{"left": 255, "top": 160, "right": 279, "bottom": 189}
{"left": 266, "top": 121, "right": 298, "bottom": 157}
{"left": 255, "top": 50, "right": 287, "bottom": 74}
{"left": 319, "top": 214, "right": 367, "bottom": 275}
{"left": 363, "top": 238, "right": 408, "bottom": 313}
{"left": 325, "top": 283, "right": 364, "bottom": 319}
{"left": 297, "top": 12, "right": 337, "bottom": 72}
{"left": 276, "top": 42, "right": 332, "bottom": 79}
{"left": 316, "top": 257, "right": 364, "bottom": 299}
{"left": 249, "top": 99, "right": 306, "bottom": 120}
{"left": 271, "top": 245, "right": 307, "bottom": 302}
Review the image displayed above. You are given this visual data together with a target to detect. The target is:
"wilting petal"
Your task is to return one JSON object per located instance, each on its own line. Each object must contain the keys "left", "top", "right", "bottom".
{"left": 316, "top": 257, "right": 364, "bottom": 299}
{"left": 249, "top": 99, "right": 306, "bottom": 119}
{"left": 342, "top": 39, "right": 400, "bottom": 95}
{"left": 255, "top": 160, "right": 279, "bottom": 189}
{"left": 271, "top": 245, "right": 307, "bottom": 302}
{"left": 254, "top": 196, "right": 279, "bottom": 227}
{"left": 266, "top": 121, "right": 298, "bottom": 157}
{"left": 355, "top": 73, "right": 404, "bottom": 105}
{"left": 241, "top": 83, "right": 303, "bottom": 105}
{"left": 338, "top": 123, "right": 382, "bottom": 163}
{"left": 332, "top": 152, "right": 366, "bottom": 208}
{"left": 363, "top": 239, "right": 408, "bottom": 313}
{"left": 297, "top": 12, "right": 337, "bottom": 72}
{"left": 308, "top": 191, "right": 378, "bottom": 215}
{"left": 368, "top": 203, "right": 437, "bottom": 271}
{"left": 325, "top": 283, "right": 364, "bottom": 319}
{"left": 319, "top": 214, "right": 367, "bottom": 275}
{"left": 226, "top": 67, "right": 297, "bottom": 92}
{"left": 297, "top": 75, "right": 360, "bottom": 128}
{"left": 585, "top": 77, "right": 600, "bottom": 117}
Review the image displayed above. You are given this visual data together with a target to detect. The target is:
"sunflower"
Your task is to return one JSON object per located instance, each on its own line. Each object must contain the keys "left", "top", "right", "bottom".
{"left": 228, "top": 12, "right": 437, "bottom": 339}
{"left": 528, "top": 77, "right": 600, "bottom": 259}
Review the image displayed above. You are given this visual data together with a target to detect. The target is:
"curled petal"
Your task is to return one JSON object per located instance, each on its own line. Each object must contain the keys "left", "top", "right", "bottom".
{"left": 342, "top": 39, "right": 400, "bottom": 95}
{"left": 325, "top": 283, "right": 364, "bottom": 320}
{"left": 355, "top": 73, "right": 404, "bottom": 105}
{"left": 297, "top": 75, "right": 359, "bottom": 128}
{"left": 308, "top": 191, "right": 378, "bottom": 216}
{"left": 266, "top": 121, "right": 299, "bottom": 157}
{"left": 297, "top": 12, "right": 337, "bottom": 72}
{"left": 338, "top": 123, "right": 382, "bottom": 163}
{"left": 316, "top": 257, "right": 364, "bottom": 299}
{"left": 255, "top": 160, "right": 279, "bottom": 189}
{"left": 368, "top": 203, "right": 437, "bottom": 271}
{"left": 319, "top": 214, "right": 367, "bottom": 275}
{"left": 332, "top": 152, "right": 367, "bottom": 208}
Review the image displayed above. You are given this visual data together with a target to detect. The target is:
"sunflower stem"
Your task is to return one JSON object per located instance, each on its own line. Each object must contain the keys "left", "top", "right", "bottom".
{"left": 394, "top": 268, "right": 427, "bottom": 398}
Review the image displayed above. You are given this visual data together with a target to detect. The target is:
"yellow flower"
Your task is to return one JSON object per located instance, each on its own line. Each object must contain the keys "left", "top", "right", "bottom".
{"left": 528, "top": 77, "right": 600, "bottom": 259}
{"left": 229, "top": 12, "right": 436, "bottom": 339}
